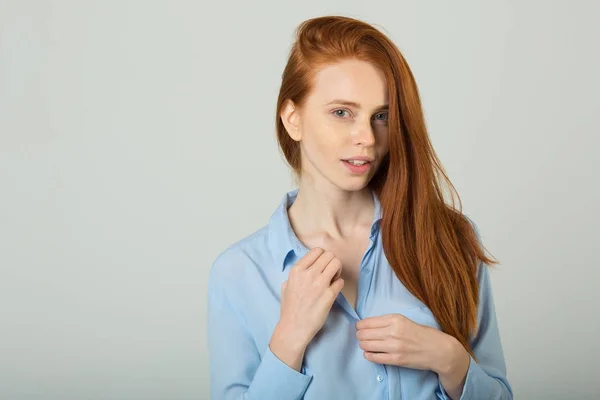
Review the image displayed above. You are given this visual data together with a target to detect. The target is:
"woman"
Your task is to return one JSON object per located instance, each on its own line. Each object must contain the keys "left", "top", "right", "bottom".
{"left": 207, "top": 15, "right": 513, "bottom": 400}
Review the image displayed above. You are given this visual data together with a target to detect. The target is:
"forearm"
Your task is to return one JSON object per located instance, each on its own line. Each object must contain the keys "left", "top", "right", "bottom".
{"left": 432, "top": 334, "right": 513, "bottom": 400}
{"left": 208, "top": 279, "right": 314, "bottom": 400}
{"left": 269, "top": 322, "right": 309, "bottom": 372}
{"left": 433, "top": 335, "right": 470, "bottom": 399}
{"left": 211, "top": 327, "right": 313, "bottom": 400}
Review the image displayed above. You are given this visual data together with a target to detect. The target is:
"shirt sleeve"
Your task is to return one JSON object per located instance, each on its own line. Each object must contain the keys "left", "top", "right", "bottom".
{"left": 207, "top": 254, "right": 313, "bottom": 400}
{"left": 437, "top": 219, "right": 514, "bottom": 400}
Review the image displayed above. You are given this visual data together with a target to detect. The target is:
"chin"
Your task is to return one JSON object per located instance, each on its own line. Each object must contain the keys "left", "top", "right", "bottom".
{"left": 333, "top": 176, "right": 372, "bottom": 192}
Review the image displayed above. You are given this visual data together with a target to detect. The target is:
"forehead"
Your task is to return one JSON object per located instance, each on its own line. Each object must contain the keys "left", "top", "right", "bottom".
{"left": 309, "top": 59, "right": 388, "bottom": 106}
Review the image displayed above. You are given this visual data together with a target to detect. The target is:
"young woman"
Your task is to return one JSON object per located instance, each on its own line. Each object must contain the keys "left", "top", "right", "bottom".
{"left": 207, "top": 15, "right": 513, "bottom": 400}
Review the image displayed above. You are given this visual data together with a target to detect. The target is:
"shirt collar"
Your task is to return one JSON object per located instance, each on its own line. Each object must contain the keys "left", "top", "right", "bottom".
{"left": 267, "top": 188, "right": 383, "bottom": 271}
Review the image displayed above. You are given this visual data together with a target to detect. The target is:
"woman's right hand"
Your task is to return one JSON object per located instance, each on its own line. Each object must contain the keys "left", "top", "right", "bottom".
{"left": 269, "top": 247, "right": 344, "bottom": 370}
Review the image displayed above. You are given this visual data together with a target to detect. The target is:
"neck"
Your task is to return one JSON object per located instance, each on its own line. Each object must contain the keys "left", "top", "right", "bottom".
{"left": 288, "top": 178, "right": 375, "bottom": 243}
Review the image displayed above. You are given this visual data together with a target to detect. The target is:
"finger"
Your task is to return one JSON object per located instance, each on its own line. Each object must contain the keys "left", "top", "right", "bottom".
{"left": 293, "top": 247, "right": 325, "bottom": 270}
{"left": 327, "top": 277, "right": 344, "bottom": 299}
{"left": 309, "top": 250, "right": 336, "bottom": 272}
{"left": 359, "top": 339, "right": 397, "bottom": 353}
{"left": 356, "top": 315, "right": 392, "bottom": 330}
{"left": 333, "top": 267, "right": 342, "bottom": 281}
{"left": 356, "top": 327, "right": 389, "bottom": 341}
{"left": 321, "top": 257, "right": 342, "bottom": 283}
{"left": 364, "top": 351, "right": 396, "bottom": 365}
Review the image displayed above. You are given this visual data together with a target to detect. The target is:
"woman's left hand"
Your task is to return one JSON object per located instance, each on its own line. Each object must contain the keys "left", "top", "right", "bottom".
{"left": 355, "top": 313, "right": 467, "bottom": 375}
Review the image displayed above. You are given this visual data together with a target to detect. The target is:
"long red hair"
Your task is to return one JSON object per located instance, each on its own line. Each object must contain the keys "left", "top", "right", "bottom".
{"left": 274, "top": 15, "right": 499, "bottom": 358}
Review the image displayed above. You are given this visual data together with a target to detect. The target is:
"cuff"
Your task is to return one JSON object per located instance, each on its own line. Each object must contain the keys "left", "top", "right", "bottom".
{"left": 437, "top": 355, "right": 496, "bottom": 400}
{"left": 246, "top": 345, "right": 312, "bottom": 400}
{"left": 437, "top": 355, "right": 475, "bottom": 400}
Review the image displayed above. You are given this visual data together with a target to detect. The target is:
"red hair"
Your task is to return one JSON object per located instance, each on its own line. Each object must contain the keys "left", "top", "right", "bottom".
{"left": 275, "top": 15, "right": 499, "bottom": 358}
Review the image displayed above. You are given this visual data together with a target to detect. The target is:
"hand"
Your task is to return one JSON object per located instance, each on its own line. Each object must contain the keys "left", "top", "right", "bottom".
{"left": 355, "top": 313, "right": 464, "bottom": 374}
{"left": 278, "top": 247, "right": 344, "bottom": 344}
{"left": 269, "top": 248, "right": 344, "bottom": 370}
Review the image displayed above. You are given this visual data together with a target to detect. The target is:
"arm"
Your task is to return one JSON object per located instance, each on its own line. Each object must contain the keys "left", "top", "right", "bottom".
{"left": 207, "top": 258, "right": 312, "bottom": 400}
{"left": 437, "top": 221, "right": 514, "bottom": 400}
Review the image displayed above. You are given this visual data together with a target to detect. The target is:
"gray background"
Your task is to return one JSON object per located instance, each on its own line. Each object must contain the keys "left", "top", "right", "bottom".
{"left": 1, "top": 1, "right": 598, "bottom": 399}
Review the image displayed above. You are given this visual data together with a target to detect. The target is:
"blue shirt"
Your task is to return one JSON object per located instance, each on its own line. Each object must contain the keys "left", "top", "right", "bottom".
{"left": 207, "top": 188, "right": 513, "bottom": 400}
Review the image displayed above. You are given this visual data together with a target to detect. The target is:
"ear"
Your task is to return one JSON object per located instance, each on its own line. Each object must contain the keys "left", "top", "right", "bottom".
{"left": 280, "top": 99, "right": 302, "bottom": 142}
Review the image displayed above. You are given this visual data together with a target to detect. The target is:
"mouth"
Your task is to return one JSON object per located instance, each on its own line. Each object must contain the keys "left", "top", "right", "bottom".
{"left": 343, "top": 159, "right": 370, "bottom": 166}
{"left": 341, "top": 159, "right": 372, "bottom": 174}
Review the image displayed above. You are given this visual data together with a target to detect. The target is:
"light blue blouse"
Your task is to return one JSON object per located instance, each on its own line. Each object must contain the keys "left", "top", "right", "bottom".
{"left": 207, "top": 188, "right": 513, "bottom": 399}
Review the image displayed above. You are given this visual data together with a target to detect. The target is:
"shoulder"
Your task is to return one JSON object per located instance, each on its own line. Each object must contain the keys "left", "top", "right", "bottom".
{"left": 460, "top": 213, "right": 488, "bottom": 279}
{"left": 208, "top": 224, "right": 272, "bottom": 292}
{"left": 462, "top": 213, "right": 482, "bottom": 241}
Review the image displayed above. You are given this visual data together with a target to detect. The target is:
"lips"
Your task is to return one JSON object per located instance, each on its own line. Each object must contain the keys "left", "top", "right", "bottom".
{"left": 345, "top": 160, "right": 369, "bottom": 166}
{"left": 341, "top": 156, "right": 375, "bottom": 163}
{"left": 342, "top": 159, "right": 371, "bottom": 174}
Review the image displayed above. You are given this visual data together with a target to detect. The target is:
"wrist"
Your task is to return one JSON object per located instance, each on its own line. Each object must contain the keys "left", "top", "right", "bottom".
{"left": 269, "top": 322, "right": 309, "bottom": 372}
{"left": 273, "top": 320, "right": 312, "bottom": 349}
{"left": 434, "top": 333, "right": 468, "bottom": 376}
{"left": 435, "top": 335, "right": 470, "bottom": 400}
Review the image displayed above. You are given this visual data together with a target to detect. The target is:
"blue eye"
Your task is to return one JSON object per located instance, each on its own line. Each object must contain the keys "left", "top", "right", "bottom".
{"left": 333, "top": 109, "right": 350, "bottom": 118}
{"left": 332, "top": 109, "right": 388, "bottom": 122}
{"left": 374, "top": 112, "right": 388, "bottom": 121}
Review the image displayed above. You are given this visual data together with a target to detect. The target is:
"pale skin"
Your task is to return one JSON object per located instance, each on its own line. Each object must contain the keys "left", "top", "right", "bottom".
{"left": 268, "top": 58, "right": 470, "bottom": 399}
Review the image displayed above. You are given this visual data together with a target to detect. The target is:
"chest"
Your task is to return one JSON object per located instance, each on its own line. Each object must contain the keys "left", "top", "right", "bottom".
{"left": 327, "top": 237, "right": 370, "bottom": 275}
{"left": 319, "top": 236, "right": 371, "bottom": 310}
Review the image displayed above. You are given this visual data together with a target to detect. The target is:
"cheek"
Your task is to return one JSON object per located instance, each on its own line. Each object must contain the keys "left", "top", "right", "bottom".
{"left": 376, "top": 128, "right": 390, "bottom": 151}
{"left": 302, "top": 123, "right": 343, "bottom": 159}
{"left": 375, "top": 125, "right": 389, "bottom": 141}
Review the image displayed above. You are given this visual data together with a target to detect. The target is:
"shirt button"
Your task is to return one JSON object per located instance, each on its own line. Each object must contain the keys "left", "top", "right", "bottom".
{"left": 376, "top": 374, "right": 384, "bottom": 382}
{"left": 363, "top": 267, "right": 371, "bottom": 273}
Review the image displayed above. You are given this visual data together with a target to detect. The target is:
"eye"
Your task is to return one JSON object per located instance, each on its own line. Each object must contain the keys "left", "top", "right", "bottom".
{"left": 374, "top": 112, "right": 388, "bottom": 121}
{"left": 332, "top": 109, "right": 351, "bottom": 118}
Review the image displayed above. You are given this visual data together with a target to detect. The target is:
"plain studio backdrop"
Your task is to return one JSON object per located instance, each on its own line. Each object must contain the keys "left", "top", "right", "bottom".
{"left": 1, "top": 1, "right": 598, "bottom": 399}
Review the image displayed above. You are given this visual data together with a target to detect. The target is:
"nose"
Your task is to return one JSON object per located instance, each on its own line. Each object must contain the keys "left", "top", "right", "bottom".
{"left": 351, "top": 122, "right": 376, "bottom": 147}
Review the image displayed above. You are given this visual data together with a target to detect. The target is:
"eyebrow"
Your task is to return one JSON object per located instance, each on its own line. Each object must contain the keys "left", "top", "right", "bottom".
{"left": 325, "top": 99, "right": 389, "bottom": 110}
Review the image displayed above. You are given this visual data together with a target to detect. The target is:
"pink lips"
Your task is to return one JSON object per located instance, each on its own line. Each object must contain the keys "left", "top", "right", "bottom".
{"left": 342, "top": 160, "right": 371, "bottom": 174}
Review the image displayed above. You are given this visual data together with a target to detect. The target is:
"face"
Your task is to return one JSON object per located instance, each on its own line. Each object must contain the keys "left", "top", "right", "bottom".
{"left": 281, "top": 58, "right": 390, "bottom": 192}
